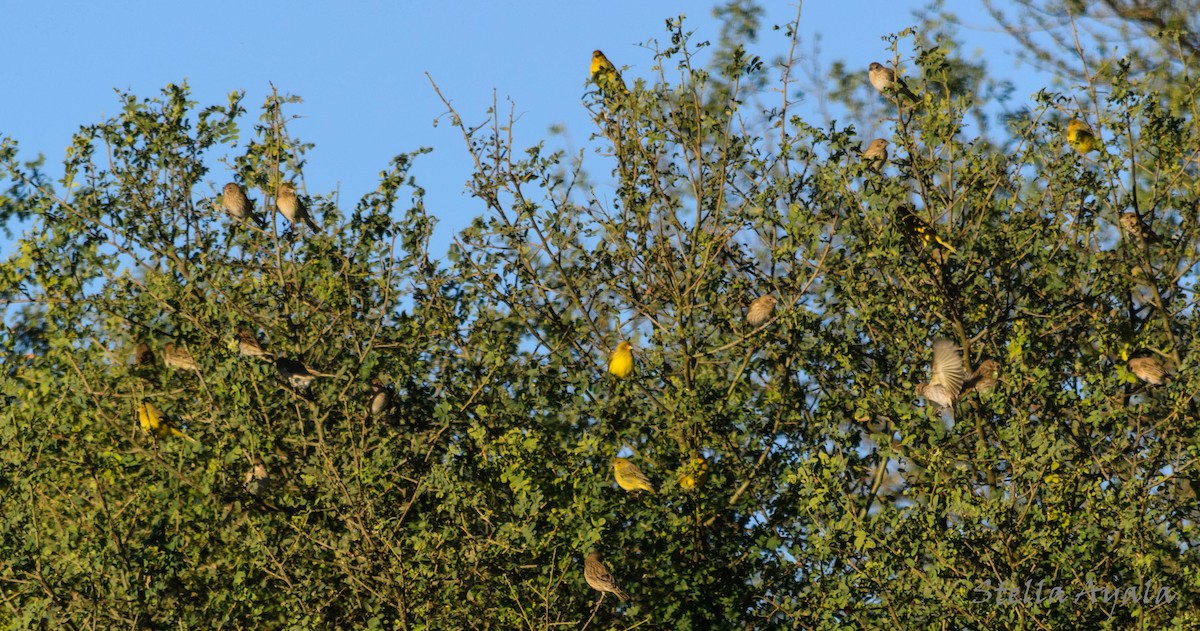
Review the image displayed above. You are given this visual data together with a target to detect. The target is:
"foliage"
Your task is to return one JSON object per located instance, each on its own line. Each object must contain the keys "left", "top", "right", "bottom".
{"left": 2, "top": 7, "right": 1199, "bottom": 630}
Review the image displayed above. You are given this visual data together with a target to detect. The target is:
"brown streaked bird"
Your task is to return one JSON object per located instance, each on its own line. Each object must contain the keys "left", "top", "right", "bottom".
{"left": 245, "top": 460, "right": 270, "bottom": 497}
{"left": 132, "top": 341, "right": 155, "bottom": 367}
{"left": 746, "top": 294, "right": 777, "bottom": 327}
{"left": 222, "top": 182, "right": 264, "bottom": 228}
{"left": 861, "top": 138, "right": 889, "bottom": 170}
{"left": 368, "top": 378, "right": 393, "bottom": 416}
{"left": 868, "top": 62, "right": 918, "bottom": 102}
{"left": 1119, "top": 212, "right": 1161, "bottom": 246}
{"left": 915, "top": 339, "right": 965, "bottom": 413}
{"left": 1128, "top": 352, "right": 1168, "bottom": 385}
{"left": 590, "top": 49, "right": 628, "bottom": 97}
{"left": 960, "top": 359, "right": 999, "bottom": 397}
{"left": 277, "top": 183, "right": 320, "bottom": 232}
{"left": 584, "top": 552, "right": 629, "bottom": 602}
{"left": 236, "top": 326, "right": 272, "bottom": 359}
{"left": 162, "top": 342, "right": 198, "bottom": 371}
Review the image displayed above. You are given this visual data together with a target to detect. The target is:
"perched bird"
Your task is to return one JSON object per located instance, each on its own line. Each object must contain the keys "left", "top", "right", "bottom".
{"left": 613, "top": 457, "right": 655, "bottom": 493}
{"left": 368, "top": 378, "right": 393, "bottom": 416}
{"left": 138, "top": 402, "right": 195, "bottom": 442}
{"left": 236, "top": 326, "right": 272, "bottom": 359}
{"left": 222, "top": 182, "right": 264, "bottom": 228}
{"left": 895, "top": 205, "right": 957, "bottom": 253}
{"left": 868, "top": 62, "right": 918, "bottom": 102}
{"left": 1120, "top": 212, "right": 1161, "bottom": 245}
{"left": 678, "top": 453, "right": 710, "bottom": 492}
{"left": 746, "top": 295, "right": 777, "bottom": 327}
{"left": 245, "top": 460, "right": 270, "bottom": 497}
{"left": 275, "top": 357, "right": 327, "bottom": 391}
{"left": 131, "top": 341, "right": 155, "bottom": 368}
{"left": 960, "top": 359, "right": 999, "bottom": 397}
{"left": 276, "top": 183, "right": 320, "bottom": 232}
{"left": 608, "top": 341, "right": 634, "bottom": 379}
{"left": 861, "top": 138, "right": 889, "bottom": 170}
{"left": 584, "top": 552, "right": 629, "bottom": 602}
{"left": 590, "top": 50, "right": 628, "bottom": 97}
{"left": 1066, "top": 119, "right": 1099, "bottom": 155}
{"left": 915, "top": 339, "right": 966, "bottom": 414}
{"left": 1128, "top": 351, "right": 1168, "bottom": 385}
{"left": 162, "top": 342, "right": 198, "bottom": 371}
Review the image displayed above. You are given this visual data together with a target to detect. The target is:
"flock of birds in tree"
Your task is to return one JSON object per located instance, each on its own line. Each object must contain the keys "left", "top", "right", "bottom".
{"left": 130, "top": 48, "right": 1174, "bottom": 608}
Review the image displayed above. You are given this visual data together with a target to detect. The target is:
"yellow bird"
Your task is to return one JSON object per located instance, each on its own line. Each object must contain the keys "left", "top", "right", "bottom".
{"left": 138, "top": 402, "right": 196, "bottom": 442}
{"left": 895, "top": 205, "right": 957, "bottom": 253}
{"left": 678, "top": 453, "right": 710, "bottom": 492}
{"left": 613, "top": 457, "right": 655, "bottom": 493}
{"left": 608, "top": 341, "right": 634, "bottom": 379}
{"left": 590, "top": 49, "right": 628, "bottom": 98}
{"left": 1066, "top": 119, "right": 1099, "bottom": 155}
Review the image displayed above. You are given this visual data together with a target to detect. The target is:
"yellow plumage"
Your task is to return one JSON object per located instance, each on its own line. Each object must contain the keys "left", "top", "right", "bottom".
{"left": 896, "top": 205, "right": 956, "bottom": 253}
{"left": 613, "top": 457, "right": 655, "bottom": 493}
{"left": 678, "top": 453, "right": 709, "bottom": 492}
{"left": 590, "top": 49, "right": 627, "bottom": 98}
{"left": 1066, "top": 119, "right": 1099, "bottom": 155}
{"left": 608, "top": 341, "right": 634, "bottom": 379}
{"left": 138, "top": 402, "right": 195, "bottom": 442}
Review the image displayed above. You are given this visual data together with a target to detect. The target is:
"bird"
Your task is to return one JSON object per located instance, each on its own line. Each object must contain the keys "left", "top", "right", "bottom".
{"left": 162, "top": 342, "right": 198, "bottom": 371}
{"left": 960, "top": 359, "right": 999, "bottom": 397}
{"left": 746, "top": 295, "right": 777, "bottom": 327}
{"left": 275, "top": 357, "right": 328, "bottom": 391}
{"left": 276, "top": 183, "right": 320, "bottom": 232}
{"left": 915, "top": 339, "right": 966, "bottom": 414}
{"left": 1066, "top": 119, "right": 1099, "bottom": 155}
{"left": 608, "top": 341, "right": 634, "bottom": 379}
{"left": 138, "top": 402, "right": 196, "bottom": 442}
{"left": 222, "top": 182, "right": 264, "bottom": 228}
{"left": 584, "top": 552, "right": 629, "bottom": 602}
{"left": 368, "top": 378, "right": 393, "bottom": 416}
{"left": 868, "top": 62, "right": 918, "bottom": 102}
{"left": 131, "top": 341, "right": 155, "bottom": 367}
{"left": 1128, "top": 351, "right": 1168, "bottom": 385}
{"left": 613, "top": 457, "right": 655, "bottom": 493}
{"left": 861, "top": 138, "right": 889, "bottom": 170}
{"left": 895, "top": 205, "right": 957, "bottom": 253}
{"left": 236, "top": 326, "right": 272, "bottom": 359}
{"left": 244, "top": 460, "right": 270, "bottom": 497}
{"left": 1120, "top": 212, "right": 1161, "bottom": 245}
{"left": 590, "top": 49, "right": 628, "bottom": 98}
{"left": 678, "top": 453, "right": 709, "bottom": 492}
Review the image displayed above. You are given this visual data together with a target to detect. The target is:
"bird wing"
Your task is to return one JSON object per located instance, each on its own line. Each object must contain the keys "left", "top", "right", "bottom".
{"left": 929, "top": 339, "right": 965, "bottom": 395}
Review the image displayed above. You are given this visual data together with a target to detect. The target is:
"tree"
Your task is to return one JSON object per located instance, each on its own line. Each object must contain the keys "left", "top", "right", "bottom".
{"left": 1, "top": 7, "right": 1198, "bottom": 630}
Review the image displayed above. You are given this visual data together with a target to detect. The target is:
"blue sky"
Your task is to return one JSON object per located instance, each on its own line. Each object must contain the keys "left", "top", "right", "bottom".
{"left": 3, "top": 1, "right": 1038, "bottom": 257}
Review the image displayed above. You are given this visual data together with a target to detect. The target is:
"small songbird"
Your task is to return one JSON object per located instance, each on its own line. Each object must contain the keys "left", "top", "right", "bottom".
{"left": 1120, "top": 212, "right": 1161, "bottom": 245}
{"left": 1066, "top": 119, "right": 1099, "bottom": 155}
{"left": 746, "top": 295, "right": 777, "bottom": 327}
{"left": 895, "top": 205, "right": 957, "bottom": 253}
{"left": 915, "top": 339, "right": 966, "bottom": 414}
{"left": 275, "top": 357, "right": 328, "bottom": 391}
{"left": 162, "top": 342, "right": 198, "bottom": 371}
{"left": 236, "top": 326, "right": 272, "bottom": 359}
{"left": 868, "top": 62, "right": 918, "bottom": 102}
{"left": 608, "top": 341, "right": 634, "bottom": 379}
{"left": 368, "top": 378, "right": 393, "bottom": 416}
{"left": 1128, "top": 351, "right": 1168, "bottom": 385}
{"left": 590, "top": 49, "right": 628, "bottom": 97}
{"left": 960, "top": 359, "right": 999, "bottom": 397}
{"left": 584, "top": 552, "right": 629, "bottom": 602}
{"left": 222, "top": 182, "right": 264, "bottom": 228}
{"left": 677, "top": 453, "right": 710, "bottom": 492}
{"left": 131, "top": 341, "right": 155, "bottom": 367}
{"left": 277, "top": 183, "right": 320, "bottom": 232}
{"left": 613, "top": 457, "right": 655, "bottom": 493}
{"left": 138, "top": 402, "right": 196, "bottom": 442}
{"left": 244, "top": 460, "right": 270, "bottom": 497}
{"left": 861, "top": 138, "right": 889, "bottom": 170}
